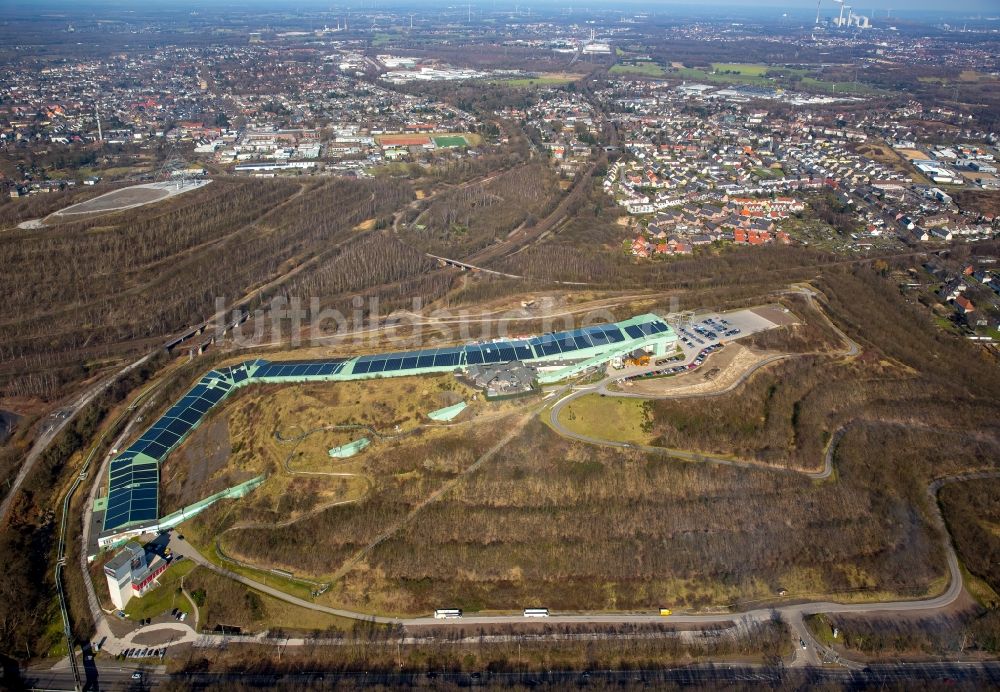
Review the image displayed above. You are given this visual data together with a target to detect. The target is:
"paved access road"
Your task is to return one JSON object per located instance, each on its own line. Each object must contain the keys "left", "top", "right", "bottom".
{"left": 547, "top": 288, "right": 862, "bottom": 481}
{"left": 536, "top": 288, "right": 991, "bottom": 667}
{"left": 0, "top": 352, "right": 156, "bottom": 523}
{"left": 58, "top": 286, "right": 995, "bottom": 677}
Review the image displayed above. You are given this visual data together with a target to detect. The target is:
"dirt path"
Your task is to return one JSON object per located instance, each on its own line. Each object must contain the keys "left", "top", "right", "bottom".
{"left": 329, "top": 410, "right": 534, "bottom": 581}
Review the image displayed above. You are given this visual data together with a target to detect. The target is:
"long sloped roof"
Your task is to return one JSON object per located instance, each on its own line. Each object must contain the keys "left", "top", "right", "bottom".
{"left": 102, "top": 314, "right": 671, "bottom": 534}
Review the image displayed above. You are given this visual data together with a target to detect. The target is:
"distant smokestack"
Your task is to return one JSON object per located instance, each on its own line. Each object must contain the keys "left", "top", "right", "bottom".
{"left": 95, "top": 104, "right": 103, "bottom": 142}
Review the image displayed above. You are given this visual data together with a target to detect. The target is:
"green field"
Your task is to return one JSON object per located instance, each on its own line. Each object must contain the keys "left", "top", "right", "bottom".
{"left": 496, "top": 73, "right": 582, "bottom": 88}
{"left": 433, "top": 135, "right": 468, "bottom": 148}
{"left": 919, "top": 70, "right": 995, "bottom": 84}
{"left": 673, "top": 66, "right": 773, "bottom": 86}
{"left": 123, "top": 559, "right": 197, "bottom": 621}
{"left": 668, "top": 62, "right": 882, "bottom": 96}
{"left": 556, "top": 394, "right": 653, "bottom": 445}
{"left": 610, "top": 62, "right": 666, "bottom": 78}
{"left": 754, "top": 166, "right": 785, "bottom": 179}
{"left": 712, "top": 63, "right": 770, "bottom": 76}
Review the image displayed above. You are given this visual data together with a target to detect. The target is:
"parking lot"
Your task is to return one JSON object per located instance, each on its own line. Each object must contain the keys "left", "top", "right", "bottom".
{"left": 611, "top": 308, "right": 784, "bottom": 384}
{"left": 674, "top": 308, "right": 782, "bottom": 357}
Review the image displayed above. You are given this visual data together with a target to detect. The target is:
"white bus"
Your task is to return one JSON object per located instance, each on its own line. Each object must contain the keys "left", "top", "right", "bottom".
{"left": 523, "top": 608, "right": 549, "bottom": 618}
{"left": 433, "top": 609, "right": 463, "bottom": 619}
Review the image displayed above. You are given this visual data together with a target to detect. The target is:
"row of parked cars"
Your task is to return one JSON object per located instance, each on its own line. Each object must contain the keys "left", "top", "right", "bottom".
{"left": 118, "top": 646, "right": 165, "bottom": 660}
{"left": 625, "top": 343, "right": 723, "bottom": 382}
{"left": 689, "top": 343, "right": 723, "bottom": 369}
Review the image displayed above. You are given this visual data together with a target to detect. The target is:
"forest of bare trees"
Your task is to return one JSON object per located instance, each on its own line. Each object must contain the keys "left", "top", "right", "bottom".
{"left": 401, "top": 164, "right": 561, "bottom": 257}
{"left": 173, "top": 265, "right": 1000, "bottom": 621}
{"left": 171, "top": 617, "right": 788, "bottom": 675}
{"left": 0, "top": 182, "right": 126, "bottom": 229}
{"left": 940, "top": 479, "right": 1000, "bottom": 599}
{"left": 825, "top": 609, "right": 1000, "bottom": 658}
{"left": 0, "top": 354, "right": 165, "bottom": 658}
{"left": 0, "top": 176, "right": 415, "bottom": 398}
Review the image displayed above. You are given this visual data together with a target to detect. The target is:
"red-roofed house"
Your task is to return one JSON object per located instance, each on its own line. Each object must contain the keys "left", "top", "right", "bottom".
{"left": 955, "top": 295, "right": 975, "bottom": 315}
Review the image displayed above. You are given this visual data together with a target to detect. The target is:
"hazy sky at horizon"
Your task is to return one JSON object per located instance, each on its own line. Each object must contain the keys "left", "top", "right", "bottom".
{"left": 8, "top": 0, "right": 1000, "bottom": 15}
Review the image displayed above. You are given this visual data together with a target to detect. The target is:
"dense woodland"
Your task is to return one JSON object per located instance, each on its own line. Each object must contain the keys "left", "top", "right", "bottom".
{"left": 168, "top": 619, "right": 789, "bottom": 676}
{"left": 205, "top": 407, "right": 993, "bottom": 616}
{"left": 648, "top": 267, "right": 1000, "bottom": 467}
{"left": 822, "top": 607, "right": 1000, "bottom": 658}
{"left": 826, "top": 466, "right": 1000, "bottom": 659}
{"left": 363, "top": 421, "right": 979, "bottom": 611}
{"left": 401, "top": 163, "right": 561, "bottom": 257}
{"left": 206, "top": 419, "right": 508, "bottom": 579}
{"left": 0, "top": 176, "right": 414, "bottom": 398}
{"left": 940, "top": 478, "right": 1000, "bottom": 598}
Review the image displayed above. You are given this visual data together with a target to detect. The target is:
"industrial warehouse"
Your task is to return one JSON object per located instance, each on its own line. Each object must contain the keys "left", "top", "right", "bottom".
{"left": 97, "top": 314, "right": 676, "bottom": 548}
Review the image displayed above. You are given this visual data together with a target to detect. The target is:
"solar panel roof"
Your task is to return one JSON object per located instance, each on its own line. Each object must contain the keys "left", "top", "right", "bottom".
{"left": 103, "top": 317, "right": 671, "bottom": 534}
{"left": 254, "top": 359, "right": 347, "bottom": 379}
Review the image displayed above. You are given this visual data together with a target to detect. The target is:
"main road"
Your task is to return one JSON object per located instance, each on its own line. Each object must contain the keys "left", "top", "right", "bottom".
{"left": 22, "top": 660, "right": 1000, "bottom": 691}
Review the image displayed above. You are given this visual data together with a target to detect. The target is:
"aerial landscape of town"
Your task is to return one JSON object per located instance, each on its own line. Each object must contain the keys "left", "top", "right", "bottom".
{"left": 1, "top": 0, "right": 999, "bottom": 689}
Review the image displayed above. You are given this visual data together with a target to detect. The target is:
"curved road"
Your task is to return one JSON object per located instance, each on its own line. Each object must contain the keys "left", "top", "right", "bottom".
{"left": 548, "top": 286, "right": 861, "bottom": 479}
{"left": 69, "top": 286, "right": 996, "bottom": 675}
